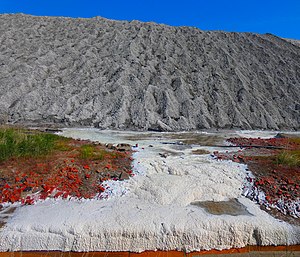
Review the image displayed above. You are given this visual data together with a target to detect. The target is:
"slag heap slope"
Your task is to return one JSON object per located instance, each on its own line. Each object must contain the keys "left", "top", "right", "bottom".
{"left": 0, "top": 14, "right": 299, "bottom": 130}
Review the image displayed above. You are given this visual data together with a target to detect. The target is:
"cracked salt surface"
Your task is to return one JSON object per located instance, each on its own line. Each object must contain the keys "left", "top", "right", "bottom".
{"left": 0, "top": 129, "right": 299, "bottom": 252}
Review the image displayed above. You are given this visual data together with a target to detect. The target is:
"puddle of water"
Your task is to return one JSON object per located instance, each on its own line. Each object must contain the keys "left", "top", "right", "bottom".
{"left": 123, "top": 132, "right": 225, "bottom": 146}
{"left": 191, "top": 198, "right": 251, "bottom": 216}
{"left": 161, "top": 142, "right": 192, "bottom": 151}
{"left": 169, "top": 134, "right": 224, "bottom": 146}
{"left": 192, "top": 149, "right": 210, "bottom": 155}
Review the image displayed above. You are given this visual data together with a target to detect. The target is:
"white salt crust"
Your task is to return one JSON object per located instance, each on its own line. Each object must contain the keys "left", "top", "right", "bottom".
{"left": 0, "top": 129, "right": 299, "bottom": 252}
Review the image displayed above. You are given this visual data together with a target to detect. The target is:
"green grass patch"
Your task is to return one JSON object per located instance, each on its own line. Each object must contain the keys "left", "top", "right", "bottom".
{"left": 276, "top": 150, "right": 300, "bottom": 167}
{"left": 79, "top": 145, "right": 108, "bottom": 160}
{"left": 0, "top": 127, "right": 62, "bottom": 162}
{"left": 79, "top": 145, "right": 95, "bottom": 159}
{"left": 53, "top": 138, "right": 72, "bottom": 151}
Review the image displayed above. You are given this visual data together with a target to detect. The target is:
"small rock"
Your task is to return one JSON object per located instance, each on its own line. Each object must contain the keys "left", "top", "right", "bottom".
{"left": 159, "top": 153, "right": 168, "bottom": 158}
{"left": 119, "top": 172, "right": 130, "bottom": 180}
{"left": 116, "top": 143, "right": 132, "bottom": 152}
{"left": 45, "top": 128, "right": 63, "bottom": 133}
{"left": 274, "top": 133, "right": 286, "bottom": 139}
{"left": 106, "top": 143, "right": 115, "bottom": 150}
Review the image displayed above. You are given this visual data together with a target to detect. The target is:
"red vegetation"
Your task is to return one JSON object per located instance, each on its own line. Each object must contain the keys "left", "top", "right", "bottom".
{"left": 0, "top": 138, "right": 133, "bottom": 205}
{"left": 215, "top": 136, "right": 300, "bottom": 219}
{"left": 228, "top": 137, "right": 299, "bottom": 150}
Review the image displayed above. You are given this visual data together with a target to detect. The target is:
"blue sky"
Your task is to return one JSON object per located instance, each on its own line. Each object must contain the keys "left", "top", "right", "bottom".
{"left": 1, "top": 0, "right": 300, "bottom": 39}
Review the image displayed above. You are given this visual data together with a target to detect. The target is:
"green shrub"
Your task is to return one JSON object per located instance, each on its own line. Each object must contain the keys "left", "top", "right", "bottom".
{"left": 276, "top": 151, "right": 300, "bottom": 167}
{"left": 79, "top": 145, "right": 107, "bottom": 160}
{"left": 79, "top": 145, "right": 94, "bottom": 159}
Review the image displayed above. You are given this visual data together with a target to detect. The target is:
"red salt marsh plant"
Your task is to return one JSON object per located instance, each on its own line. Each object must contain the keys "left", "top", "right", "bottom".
{"left": 0, "top": 127, "right": 133, "bottom": 205}
{"left": 217, "top": 136, "right": 300, "bottom": 221}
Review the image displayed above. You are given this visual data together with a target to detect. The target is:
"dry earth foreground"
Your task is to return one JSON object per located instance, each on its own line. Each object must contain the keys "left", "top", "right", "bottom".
{"left": 0, "top": 14, "right": 299, "bottom": 131}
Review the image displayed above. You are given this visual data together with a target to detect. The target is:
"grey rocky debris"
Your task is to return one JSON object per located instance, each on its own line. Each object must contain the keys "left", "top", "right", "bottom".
{"left": 285, "top": 38, "right": 300, "bottom": 47}
{"left": 0, "top": 14, "right": 299, "bottom": 131}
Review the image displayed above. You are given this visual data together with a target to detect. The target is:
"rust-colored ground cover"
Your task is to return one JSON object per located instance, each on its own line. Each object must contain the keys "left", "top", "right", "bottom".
{"left": 215, "top": 136, "right": 300, "bottom": 223}
{"left": 0, "top": 131, "right": 133, "bottom": 205}
{"left": 0, "top": 245, "right": 299, "bottom": 257}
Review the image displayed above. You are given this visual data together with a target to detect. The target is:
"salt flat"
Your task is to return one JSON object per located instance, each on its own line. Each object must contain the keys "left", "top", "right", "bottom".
{"left": 0, "top": 129, "right": 299, "bottom": 252}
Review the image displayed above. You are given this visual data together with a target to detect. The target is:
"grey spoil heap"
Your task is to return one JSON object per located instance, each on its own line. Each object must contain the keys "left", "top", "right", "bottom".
{"left": 0, "top": 14, "right": 299, "bottom": 131}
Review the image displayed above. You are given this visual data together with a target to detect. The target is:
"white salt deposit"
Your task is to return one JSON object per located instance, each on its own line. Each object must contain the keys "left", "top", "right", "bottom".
{"left": 0, "top": 129, "right": 299, "bottom": 252}
{"left": 235, "top": 130, "right": 300, "bottom": 139}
